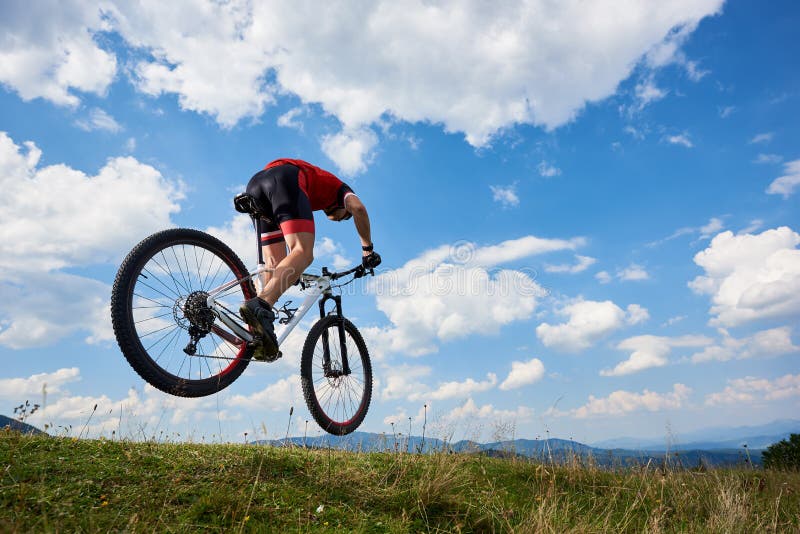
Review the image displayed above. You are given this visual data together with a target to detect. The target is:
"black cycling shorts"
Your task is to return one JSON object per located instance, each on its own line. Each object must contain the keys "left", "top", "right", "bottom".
{"left": 245, "top": 164, "right": 315, "bottom": 245}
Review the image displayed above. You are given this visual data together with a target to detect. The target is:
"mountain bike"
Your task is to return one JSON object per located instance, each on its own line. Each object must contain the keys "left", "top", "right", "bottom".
{"left": 110, "top": 228, "right": 373, "bottom": 435}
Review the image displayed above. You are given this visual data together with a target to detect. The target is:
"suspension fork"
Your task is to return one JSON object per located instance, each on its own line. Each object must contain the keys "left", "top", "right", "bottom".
{"left": 318, "top": 293, "right": 351, "bottom": 376}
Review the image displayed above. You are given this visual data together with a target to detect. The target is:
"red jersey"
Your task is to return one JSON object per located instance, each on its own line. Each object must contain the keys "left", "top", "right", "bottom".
{"left": 265, "top": 158, "right": 349, "bottom": 211}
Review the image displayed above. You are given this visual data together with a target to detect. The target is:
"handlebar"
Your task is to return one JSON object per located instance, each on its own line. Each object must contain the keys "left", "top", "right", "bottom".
{"left": 325, "top": 265, "right": 374, "bottom": 280}
{"left": 296, "top": 265, "right": 374, "bottom": 288}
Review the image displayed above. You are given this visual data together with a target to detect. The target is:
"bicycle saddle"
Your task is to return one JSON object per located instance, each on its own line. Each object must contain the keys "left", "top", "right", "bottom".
{"left": 233, "top": 192, "right": 262, "bottom": 217}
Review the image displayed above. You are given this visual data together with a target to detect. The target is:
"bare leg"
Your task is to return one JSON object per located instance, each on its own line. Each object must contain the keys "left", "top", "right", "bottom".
{"left": 258, "top": 241, "right": 287, "bottom": 292}
{"left": 258, "top": 231, "right": 314, "bottom": 306}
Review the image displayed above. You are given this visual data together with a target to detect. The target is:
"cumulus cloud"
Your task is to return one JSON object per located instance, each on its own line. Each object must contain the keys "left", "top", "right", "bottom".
{"left": 689, "top": 326, "right": 800, "bottom": 363}
{"left": 0, "top": 132, "right": 183, "bottom": 349}
{"left": 320, "top": 128, "right": 378, "bottom": 176}
{"left": 380, "top": 364, "right": 432, "bottom": 401}
{"left": 0, "top": 1, "right": 116, "bottom": 106}
{"left": 499, "top": 358, "right": 545, "bottom": 390}
{"left": 490, "top": 184, "right": 520, "bottom": 208}
{"left": 706, "top": 374, "right": 800, "bottom": 406}
{"left": 5, "top": 1, "right": 723, "bottom": 166}
{"left": 536, "top": 299, "right": 642, "bottom": 352}
{"left": 689, "top": 226, "right": 800, "bottom": 327}
{"left": 663, "top": 133, "right": 693, "bottom": 148}
{"left": 0, "top": 369, "right": 225, "bottom": 438}
{"left": 409, "top": 373, "right": 498, "bottom": 402}
{"left": 601, "top": 334, "right": 712, "bottom": 376}
{"left": 595, "top": 271, "right": 612, "bottom": 284}
{"left": 0, "top": 271, "right": 113, "bottom": 348}
{"left": 567, "top": 384, "right": 692, "bottom": 418}
{"left": 0, "top": 367, "right": 80, "bottom": 398}
{"left": 371, "top": 236, "right": 578, "bottom": 355}
{"left": 617, "top": 264, "right": 650, "bottom": 281}
{"left": 766, "top": 159, "right": 800, "bottom": 199}
{"left": 0, "top": 132, "right": 183, "bottom": 272}
{"left": 75, "top": 108, "right": 123, "bottom": 133}
{"left": 544, "top": 255, "right": 596, "bottom": 274}
{"left": 443, "top": 398, "right": 533, "bottom": 423}
{"left": 537, "top": 161, "right": 562, "bottom": 178}
{"left": 226, "top": 376, "right": 303, "bottom": 411}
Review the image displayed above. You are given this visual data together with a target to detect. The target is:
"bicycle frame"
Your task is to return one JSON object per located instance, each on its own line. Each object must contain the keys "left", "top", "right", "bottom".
{"left": 203, "top": 265, "right": 330, "bottom": 345}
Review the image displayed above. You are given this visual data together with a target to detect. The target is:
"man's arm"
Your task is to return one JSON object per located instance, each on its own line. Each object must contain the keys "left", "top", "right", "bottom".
{"left": 344, "top": 194, "right": 373, "bottom": 257}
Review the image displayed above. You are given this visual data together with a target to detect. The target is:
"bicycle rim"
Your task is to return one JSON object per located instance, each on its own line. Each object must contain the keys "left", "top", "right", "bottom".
{"left": 129, "top": 239, "right": 250, "bottom": 381}
{"left": 302, "top": 317, "right": 372, "bottom": 434}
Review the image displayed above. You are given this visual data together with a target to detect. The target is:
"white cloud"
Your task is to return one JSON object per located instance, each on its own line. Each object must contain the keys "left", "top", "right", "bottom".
{"left": 0, "top": 2, "right": 116, "bottom": 106}
{"left": 569, "top": 384, "right": 692, "bottom": 418}
{"left": 3, "top": 373, "right": 223, "bottom": 438}
{"left": 663, "top": 315, "right": 687, "bottom": 327}
{"left": 644, "top": 23, "right": 708, "bottom": 81}
{"left": 632, "top": 75, "right": 668, "bottom": 111}
{"left": 602, "top": 334, "right": 712, "bottom": 376}
{"left": 371, "top": 236, "right": 577, "bottom": 355}
{"left": 718, "top": 105, "right": 736, "bottom": 118}
{"left": 277, "top": 107, "right": 305, "bottom": 131}
{"left": 647, "top": 217, "right": 726, "bottom": 247}
{"left": 499, "top": 358, "right": 545, "bottom": 390}
{"left": 0, "top": 271, "right": 112, "bottom": 348}
{"left": 0, "top": 132, "right": 184, "bottom": 272}
{"left": 706, "top": 374, "right": 800, "bottom": 406}
{"left": 699, "top": 217, "right": 725, "bottom": 239}
{"left": 409, "top": 372, "right": 498, "bottom": 402}
{"left": 226, "top": 375, "right": 303, "bottom": 411}
{"left": 625, "top": 304, "right": 650, "bottom": 325}
{"left": 380, "top": 364, "right": 431, "bottom": 401}
{"left": 490, "top": 184, "right": 520, "bottom": 208}
{"left": 664, "top": 133, "right": 693, "bottom": 148}
{"left": 618, "top": 264, "right": 650, "bottom": 281}
{"left": 766, "top": 159, "right": 800, "bottom": 199}
{"left": 749, "top": 132, "right": 774, "bottom": 144}
{"left": 383, "top": 404, "right": 428, "bottom": 427}
{"left": 754, "top": 154, "right": 782, "bottom": 165}
{"left": 689, "top": 326, "right": 800, "bottom": 363}
{"left": 75, "top": 108, "right": 123, "bottom": 133}
{"left": 537, "top": 161, "right": 562, "bottom": 178}
{"left": 9, "top": 1, "right": 723, "bottom": 158}
{"left": 536, "top": 299, "right": 628, "bottom": 353}
{"left": 320, "top": 128, "right": 378, "bottom": 176}
{"left": 0, "top": 132, "right": 184, "bottom": 349}
{"left": 740, "top": 219, "right": 764, "bottom": 234}
{"left": 595, "top": 271, "right": 612, "bottom": 284}
{"left": 444, "top": 398, "right": 533, "bottom": 423}
{"left": 689, "top": 226, "right": 800, "bottom": 327}
{"left": 545, "top": 255, "right": 596, "bottom": 274}
{"left": 0, "top": 368, "right": 80, "bottom": 399}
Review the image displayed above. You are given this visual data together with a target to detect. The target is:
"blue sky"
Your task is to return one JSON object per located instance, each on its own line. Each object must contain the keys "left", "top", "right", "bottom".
{"left": 1, "top": 0, "right": 798, "bottom": 445}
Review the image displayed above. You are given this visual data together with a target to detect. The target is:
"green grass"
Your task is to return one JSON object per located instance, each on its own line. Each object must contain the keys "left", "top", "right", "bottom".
{"left": 1, "top": 429, "right": 798, "bottom": 532}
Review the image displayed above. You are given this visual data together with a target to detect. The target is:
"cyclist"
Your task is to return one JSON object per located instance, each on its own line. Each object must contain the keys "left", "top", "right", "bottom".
{"left": 234, "top": 158, "right": 381, "bottom": 361}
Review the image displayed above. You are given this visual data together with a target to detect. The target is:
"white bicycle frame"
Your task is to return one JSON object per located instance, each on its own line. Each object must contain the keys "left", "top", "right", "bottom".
{"left": 203, "top": 265, "right": 332, "bottom": 346}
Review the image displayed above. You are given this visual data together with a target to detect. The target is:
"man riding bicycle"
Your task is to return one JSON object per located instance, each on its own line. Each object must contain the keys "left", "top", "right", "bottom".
{"left": 234, "top": 158, "right": 381, "bottom": 361}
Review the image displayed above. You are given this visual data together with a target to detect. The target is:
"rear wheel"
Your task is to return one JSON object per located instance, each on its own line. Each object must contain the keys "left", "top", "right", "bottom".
{"left": 301, "top": 316, "right": 372, "bottom": 435}
{"left": 111, "top": 228, "right": 255, "bottom": 397}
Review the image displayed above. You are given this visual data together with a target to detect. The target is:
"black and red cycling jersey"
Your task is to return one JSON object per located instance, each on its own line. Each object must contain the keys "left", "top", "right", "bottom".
{"left": 265, "top": 159, "right": 353, "bottom": 212}
{"left": 244, "top": 159, "right": 354, "bottom": 245}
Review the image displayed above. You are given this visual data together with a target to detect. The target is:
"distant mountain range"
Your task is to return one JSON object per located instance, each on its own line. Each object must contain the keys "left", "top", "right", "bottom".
{"left": 3, "top": 414, "right": 794, "bottom": 468}
{"left": 0, "top": 415, "right": 43, "bottom": 435}
{"left": 591, "top": 419, "right": 800, "bottom": 451}
{"left": 254, "top": 430, "right": 768, "bottom": 468}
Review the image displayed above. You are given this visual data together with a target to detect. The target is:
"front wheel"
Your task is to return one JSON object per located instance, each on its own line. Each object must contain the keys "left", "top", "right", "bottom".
{"left": 301, "top": 316, "right": 373, "bottom": 435}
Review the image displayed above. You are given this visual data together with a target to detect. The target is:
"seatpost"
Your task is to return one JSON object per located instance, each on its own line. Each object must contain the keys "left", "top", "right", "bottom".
{"left": 254, "top": 217, "right": 264, "bottom": 266}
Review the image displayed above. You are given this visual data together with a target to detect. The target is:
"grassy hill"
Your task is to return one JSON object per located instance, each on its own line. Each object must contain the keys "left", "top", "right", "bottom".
{"left": 1, "top": 429, "right": 798, "bottom": 532}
